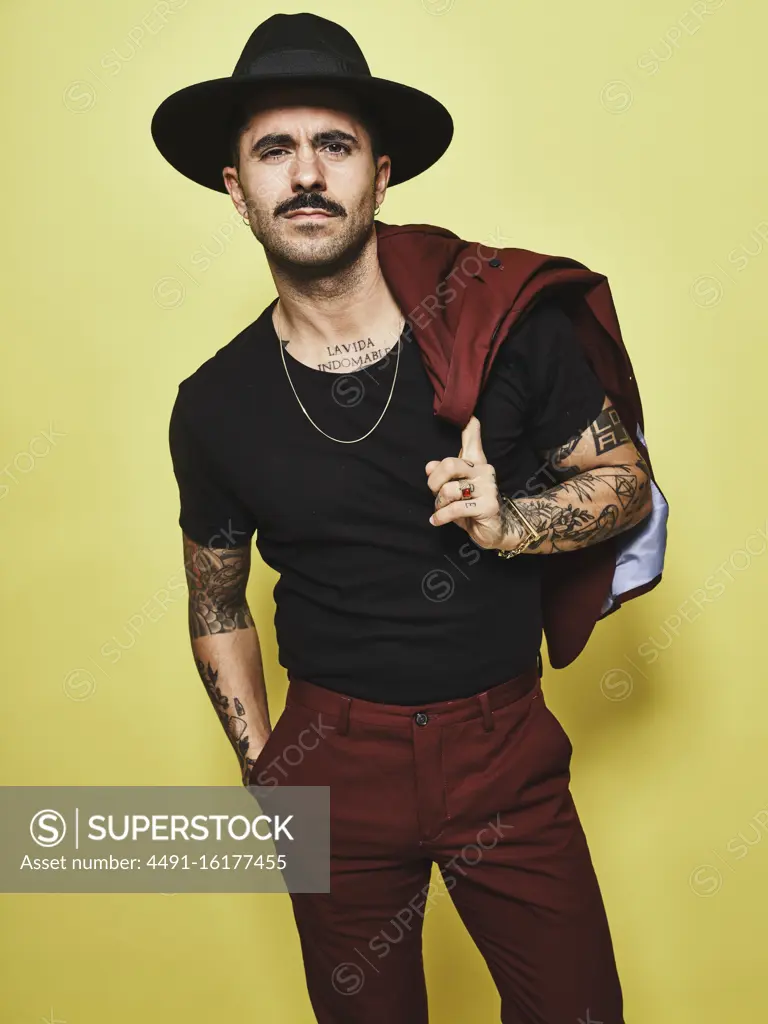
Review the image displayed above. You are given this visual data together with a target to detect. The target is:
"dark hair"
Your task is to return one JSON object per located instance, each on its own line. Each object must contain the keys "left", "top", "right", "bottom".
{"left": 227, "top": 96, "right": 383, "bottom": 172}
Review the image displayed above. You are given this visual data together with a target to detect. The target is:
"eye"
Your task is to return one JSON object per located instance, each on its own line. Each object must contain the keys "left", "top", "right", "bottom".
{"left": 261, "top": 143, "right": 351, "bottom": 160}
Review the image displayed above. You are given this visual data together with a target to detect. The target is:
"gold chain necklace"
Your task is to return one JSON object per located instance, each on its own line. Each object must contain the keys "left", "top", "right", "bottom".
{"left": 275, "top": 299, "right": 404, "bottom": 444}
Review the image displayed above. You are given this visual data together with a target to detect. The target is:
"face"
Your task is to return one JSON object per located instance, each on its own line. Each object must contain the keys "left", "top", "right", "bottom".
{"left": 222, "top": 84, "right": 390, "bottom": 271}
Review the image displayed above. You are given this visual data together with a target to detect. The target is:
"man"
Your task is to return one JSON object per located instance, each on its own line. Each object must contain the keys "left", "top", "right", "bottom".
{"left": 155, "top": 12, "right": 653, "bottom": 1023}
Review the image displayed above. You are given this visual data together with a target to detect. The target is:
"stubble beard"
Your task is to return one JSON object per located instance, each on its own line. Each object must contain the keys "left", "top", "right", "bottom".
{"left": 249, "top": 196, "right": 377, "bottom": 282}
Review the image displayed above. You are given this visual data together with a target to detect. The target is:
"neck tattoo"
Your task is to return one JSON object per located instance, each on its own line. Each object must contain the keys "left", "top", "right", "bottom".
{"left": 281, "top": 335, "right": 399, "bottom": 373}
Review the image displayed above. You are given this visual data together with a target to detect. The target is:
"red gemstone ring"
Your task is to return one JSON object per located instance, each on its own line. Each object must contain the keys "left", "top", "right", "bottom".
{"left": 460, "top": 484, "right": 473, "bottom": 499}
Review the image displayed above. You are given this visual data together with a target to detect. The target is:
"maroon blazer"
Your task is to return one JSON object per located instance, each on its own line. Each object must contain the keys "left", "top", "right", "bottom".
{"left": 375, "top": 220, "right": 668, "bottom": 669}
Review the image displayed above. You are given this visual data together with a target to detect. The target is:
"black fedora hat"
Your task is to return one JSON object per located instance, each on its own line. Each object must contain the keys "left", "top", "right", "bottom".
{"left": 150, "top": 12, "right": 454, "bottom": 193}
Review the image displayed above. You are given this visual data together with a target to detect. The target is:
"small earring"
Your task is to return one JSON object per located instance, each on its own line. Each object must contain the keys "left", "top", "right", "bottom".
{"left": 374, "top": 203, "right": 381, "bottom": 216}
{"left": 242, "top": 212, "right": 249, "bottom": 225}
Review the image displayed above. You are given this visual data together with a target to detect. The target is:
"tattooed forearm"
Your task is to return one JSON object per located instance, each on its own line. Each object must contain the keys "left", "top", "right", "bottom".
{"left": 183, "top": 534, "right": 254, "bottom": 638}
{"left": 195, "top": 658, "right": 257, "bottom": 780}
{"left": 497, "top": 396, "right": 654, "bottom": 554}
{"left": 179, "top": 533, "right": 270, "bottom": 784}
{"left": 506, "top": 459, "right": 651, "bottom": 554}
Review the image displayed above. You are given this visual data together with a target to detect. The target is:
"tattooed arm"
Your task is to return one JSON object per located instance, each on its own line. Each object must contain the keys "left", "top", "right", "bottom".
{"left": 182, "top": 532, "right": 271, "bottom": 783}
{"left": 500, "top": 396, "right": 653, "bottom": 554}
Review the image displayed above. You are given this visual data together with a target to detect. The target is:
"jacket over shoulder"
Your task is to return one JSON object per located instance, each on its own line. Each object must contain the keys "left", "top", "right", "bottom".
{"left": 375, "top": 219, "right": 668, "bottom": 669}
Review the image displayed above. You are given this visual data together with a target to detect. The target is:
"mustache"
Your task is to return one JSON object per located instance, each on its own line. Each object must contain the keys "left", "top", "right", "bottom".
{"left": 276, "top": 193, "right": 346, "bottom": 217}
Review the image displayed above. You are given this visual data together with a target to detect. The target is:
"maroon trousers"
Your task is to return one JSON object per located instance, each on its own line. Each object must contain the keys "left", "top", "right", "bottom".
{"left": 250, "top": 663, "right": 625, "bottom": 1023}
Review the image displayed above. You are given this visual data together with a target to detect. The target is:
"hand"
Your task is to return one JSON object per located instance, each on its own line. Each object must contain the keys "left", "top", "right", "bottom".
{"left": 425, "top": 416, "right": 514, "bottom": 552}
{"left": 241, "top": 733, "right": 270, "bottom": 786}
{"left": 241, "top": 758, "right": 256, "bottom": 787}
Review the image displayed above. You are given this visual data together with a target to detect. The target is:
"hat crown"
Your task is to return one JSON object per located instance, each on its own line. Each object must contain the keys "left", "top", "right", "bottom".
{"left": 233, "top": 13, "right": 371, "bottom": 79}
{"left": 150, "top": 11, "right": 453, "bottom": 193}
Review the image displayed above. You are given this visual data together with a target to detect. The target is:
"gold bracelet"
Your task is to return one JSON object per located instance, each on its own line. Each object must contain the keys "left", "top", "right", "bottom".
{"left": 497, "top": 495, "right": 546, "bottom": 559}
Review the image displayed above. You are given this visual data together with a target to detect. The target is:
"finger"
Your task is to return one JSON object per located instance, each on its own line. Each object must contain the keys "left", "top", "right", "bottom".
{"left": 425, "top": 456, "right": 482, "bottom": 494}
{"left": 430, "top": 495, "right": 483, "bottom": 526}
{"left": 425, "top": 456, "right": 474, "bottom": 475}
{"left": 427, "top": 455, "right": 497, "bottom": 497}
{"left": 459, "top": 416, "right": 486, "bottom": 465}
{"left": 434, "top": 478, "right": 482, "bottom": 509}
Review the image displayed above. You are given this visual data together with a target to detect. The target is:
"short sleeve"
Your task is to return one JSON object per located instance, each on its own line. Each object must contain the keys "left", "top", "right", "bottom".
{"left": 168, "top": 388, "right": 257, "bottom": 549}
{"left": 511, "top": 301, "right": 606, "bottom": 450}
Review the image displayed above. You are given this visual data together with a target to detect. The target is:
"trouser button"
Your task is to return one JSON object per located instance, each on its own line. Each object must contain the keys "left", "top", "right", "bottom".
{"left": 414, "top": 711, "right": 429, "bottom": 726}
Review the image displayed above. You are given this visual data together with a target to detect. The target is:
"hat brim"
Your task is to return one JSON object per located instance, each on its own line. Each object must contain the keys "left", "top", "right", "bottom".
{"left": 150, "top": 73, "right": 454, "bottom": 193}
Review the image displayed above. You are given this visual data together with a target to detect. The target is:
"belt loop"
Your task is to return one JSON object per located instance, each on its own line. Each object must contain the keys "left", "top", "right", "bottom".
{"left": 336, "top": 696, "right": 351, "bottom": 736}
{"left": 477, "top": 691, "right": 494, "bottom": 732}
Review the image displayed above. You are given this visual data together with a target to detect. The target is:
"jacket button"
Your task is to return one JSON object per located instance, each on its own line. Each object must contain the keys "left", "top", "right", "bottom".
{"left": 489, "top": 258, "right": 502, "bottom": 268}
{"left": 414, "top": 711, "right": 429, "bottom": 726}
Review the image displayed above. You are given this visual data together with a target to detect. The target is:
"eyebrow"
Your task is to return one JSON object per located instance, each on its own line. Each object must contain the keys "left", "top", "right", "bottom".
{"left": 249, "top": 129, "right": 360, "bottom": 157}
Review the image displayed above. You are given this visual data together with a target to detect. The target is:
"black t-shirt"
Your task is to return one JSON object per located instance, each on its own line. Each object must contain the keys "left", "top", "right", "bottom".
{"left": 169, "top": 297, "right": 605, "bottom": 704}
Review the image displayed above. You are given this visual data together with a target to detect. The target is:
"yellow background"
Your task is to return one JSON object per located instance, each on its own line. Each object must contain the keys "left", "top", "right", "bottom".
{"left": 1, "top": 0, "right": 764, "bottom": 1020}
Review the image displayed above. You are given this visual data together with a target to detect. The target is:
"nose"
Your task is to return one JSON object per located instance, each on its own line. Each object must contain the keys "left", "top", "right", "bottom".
{"left": 287, "top": 141, "right": 326, "bottom": 193}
